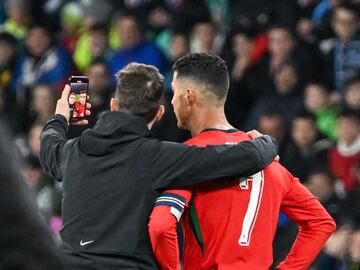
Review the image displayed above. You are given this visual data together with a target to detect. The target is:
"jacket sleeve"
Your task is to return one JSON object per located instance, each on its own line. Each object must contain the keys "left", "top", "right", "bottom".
{"left": 39, "top": 114, "right": 69, "bottom": 181}
{"left": 152, "top": 135, "right": 278, "bottom": 190}
{"left": 277, "top": 173, "right": 337, "bottom": 270}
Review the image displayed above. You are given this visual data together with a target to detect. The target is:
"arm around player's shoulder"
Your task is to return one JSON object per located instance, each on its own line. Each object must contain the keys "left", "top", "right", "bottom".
{"left": 151, "top": 135, "right": 278, "bottom": 190}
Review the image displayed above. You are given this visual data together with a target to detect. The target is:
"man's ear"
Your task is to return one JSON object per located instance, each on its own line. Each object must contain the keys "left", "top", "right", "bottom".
{"left": 186, "top": 89, "right": 196, "bottom": 105}
{"left": 155, "top": 105, "right": 165, "bottom": 122}
{"left": 110, "top": 98, "right": 119, "bottom": 112}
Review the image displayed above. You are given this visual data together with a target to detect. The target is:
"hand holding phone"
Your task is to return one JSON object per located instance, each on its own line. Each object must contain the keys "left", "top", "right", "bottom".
{"left": 55, "top": 83, "right": 91, "bottom": 126}
{"left": 68, "top": 76, "right": 89, "bottom": 122}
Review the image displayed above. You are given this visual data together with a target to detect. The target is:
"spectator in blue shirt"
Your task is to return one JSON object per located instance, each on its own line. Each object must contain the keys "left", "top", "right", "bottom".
{"left": 107, "top": 11, "right": 169, "bottom": 84}
{"left": 320, "top": 3, "right": 360, "bottom": 100}
{"left": 12, "top": 23, "right": 73, "bottom": 94}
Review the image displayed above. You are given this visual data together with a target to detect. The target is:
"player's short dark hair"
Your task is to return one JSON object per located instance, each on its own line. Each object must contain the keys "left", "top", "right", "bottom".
{"left": 115, "top": 63, "right": 164, "bottom": 123}
{"left": 172, "top": 53, "right": 229, "bottom": 101}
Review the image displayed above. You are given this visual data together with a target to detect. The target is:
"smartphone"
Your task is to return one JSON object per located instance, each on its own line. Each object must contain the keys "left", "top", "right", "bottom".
{"left": 68, "top": 76, "right": 89, "bottom": 122}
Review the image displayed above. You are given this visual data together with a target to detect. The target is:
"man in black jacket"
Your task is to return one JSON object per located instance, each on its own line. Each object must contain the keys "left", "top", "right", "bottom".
{"left": 40, "top": 63, "right": 278, "bottom": 269}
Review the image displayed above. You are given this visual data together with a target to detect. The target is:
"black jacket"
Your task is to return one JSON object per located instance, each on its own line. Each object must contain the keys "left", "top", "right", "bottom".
{"left": 40, "top": 111, "right": 278, "bottom": 269}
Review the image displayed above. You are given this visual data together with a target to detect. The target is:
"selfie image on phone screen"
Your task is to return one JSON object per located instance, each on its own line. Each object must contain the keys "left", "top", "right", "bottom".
{"left": 68, "top": 76, "right": 89, "bottom": 122}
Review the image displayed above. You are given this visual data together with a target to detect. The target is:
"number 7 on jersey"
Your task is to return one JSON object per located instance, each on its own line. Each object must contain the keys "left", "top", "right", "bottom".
{"left": 238, "top": 171, "right": 264, "bottom": 246}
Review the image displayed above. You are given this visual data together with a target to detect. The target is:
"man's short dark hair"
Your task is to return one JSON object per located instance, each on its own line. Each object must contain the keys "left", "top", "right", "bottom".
{"left": 308, "top": 168, "right": 336, "bottom": 185}
{"left": 267, "top": 24, "right": 296, "bottom": 40}
{"left": 89, "top": 58, "right": 111, "bottom": 75}
{"left": 89, "top": 23, "right": 109, "bottom": 34}
{"left": 294, "top": 110, "right": 317, "bottom": 123}
{"left": 115, "top": 63, "right": 164, "bottom": 122}
{"left": 0, "top": 32, "right": 17, "bottom": 47}
{"left": 115, "top": 9, "right": 145, "bottom": 34}
{"left": 172, "top": 53, "right": 229, "bottom": 101}
{"left": 335, "top": 3, "right": 360, "bottom": 18}
{"left": 345, "top": 75, "right": 360, "bottom": 90}
{"left": 337, "top": 108, "right": 360, "bottom": 122}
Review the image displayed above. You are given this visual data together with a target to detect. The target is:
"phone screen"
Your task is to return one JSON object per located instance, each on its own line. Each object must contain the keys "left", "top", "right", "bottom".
{"left": 68, "top": 77, "right": 89, "bottom": 122}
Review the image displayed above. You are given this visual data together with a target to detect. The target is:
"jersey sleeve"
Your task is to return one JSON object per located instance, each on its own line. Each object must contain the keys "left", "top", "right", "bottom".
{"left": 149, "top": 189, "right": 192, "bottom": 270}
{"left": 277, "top": 173, "right": 336, "bottom": 270}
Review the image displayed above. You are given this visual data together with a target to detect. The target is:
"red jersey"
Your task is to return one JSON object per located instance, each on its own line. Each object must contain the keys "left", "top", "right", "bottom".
{"left": 74, "top": 102, "right": 85, "bottom": 118}
{"left": 328, "top": 147, "right": 360, "bottom": 191}
{"left": 149, "top": 129, "right": 336, "bottom": 270}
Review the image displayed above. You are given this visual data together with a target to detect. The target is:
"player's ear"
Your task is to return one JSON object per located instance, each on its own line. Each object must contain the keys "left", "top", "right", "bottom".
{"left": 110, "top": 98, "right": 119, "bottom": 112}
{"left": 155, "top": 105, "right": 165, "bottom": 122}
{"left": 186, "top": 89, "right": 196, "bottom": 105}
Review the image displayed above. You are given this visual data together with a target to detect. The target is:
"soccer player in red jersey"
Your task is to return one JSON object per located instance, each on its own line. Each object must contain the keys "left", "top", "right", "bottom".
{"left": 74, "top": 91, "right": 87, "bottom": 118}
{"left": 148, "top": 53, "right": 336, "bottom": 270}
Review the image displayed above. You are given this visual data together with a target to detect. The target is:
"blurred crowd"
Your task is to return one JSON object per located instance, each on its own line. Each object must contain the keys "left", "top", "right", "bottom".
{"left": 1, "top": 0, "right": 360, "bottom": 269}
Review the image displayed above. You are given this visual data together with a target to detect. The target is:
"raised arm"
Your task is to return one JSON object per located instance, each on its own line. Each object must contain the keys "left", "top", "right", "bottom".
{"left": 39, "top": 114, "right": 69, "bottom": 180}
{"left": 152, "top": 135, "right": 278, "bottom": 190}
{"left": 39, "top": 85, "right": 91, "bottom": 180}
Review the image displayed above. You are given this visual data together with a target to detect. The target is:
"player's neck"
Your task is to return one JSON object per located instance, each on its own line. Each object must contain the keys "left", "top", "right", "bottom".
{"left": 189, "top": 106, "right": 233, "bottom": 137}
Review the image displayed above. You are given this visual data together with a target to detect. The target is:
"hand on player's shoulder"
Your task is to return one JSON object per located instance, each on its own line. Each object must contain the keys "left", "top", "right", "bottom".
{"left": 247, "top": 130, "right": 263, "bottom": 139}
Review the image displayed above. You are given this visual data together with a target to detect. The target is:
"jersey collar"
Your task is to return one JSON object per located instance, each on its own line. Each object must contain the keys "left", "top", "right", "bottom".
{"left": 201, "top": 128, "right": 239, "bottom": 133}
